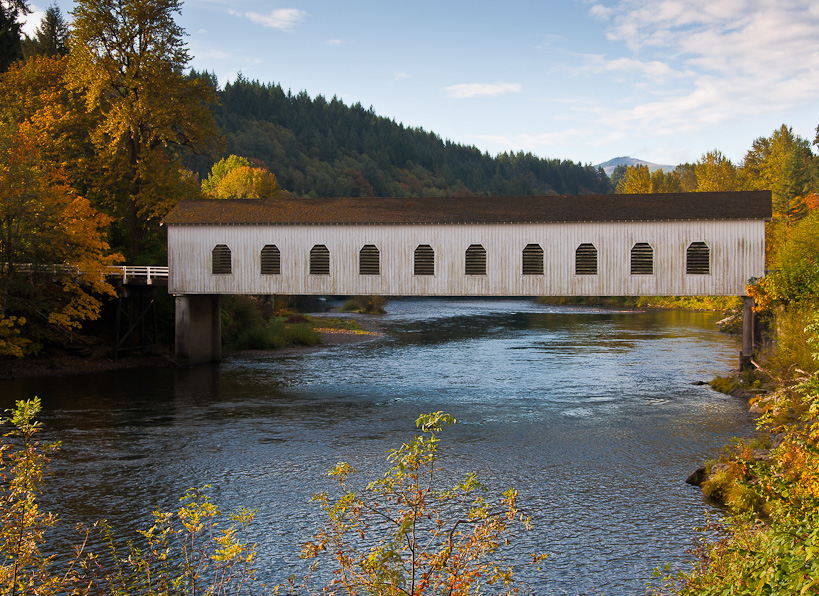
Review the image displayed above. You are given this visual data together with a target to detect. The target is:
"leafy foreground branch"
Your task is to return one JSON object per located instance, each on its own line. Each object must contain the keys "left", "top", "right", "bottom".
{"left": 0, "top": 404, "right": 543, "bottom": 595}
{"left": 291, "top": 412, "right": 544, "bottom": 596}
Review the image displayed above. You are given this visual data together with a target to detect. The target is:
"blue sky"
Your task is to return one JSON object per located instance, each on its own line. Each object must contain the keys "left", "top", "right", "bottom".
{"left": 26, "top": 0, "right": 819, "bottom": 167}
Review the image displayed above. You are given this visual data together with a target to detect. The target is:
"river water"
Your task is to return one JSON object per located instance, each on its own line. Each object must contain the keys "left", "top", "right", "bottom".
{"left": 0, "top": 299, "right": 755, "bottom": 595}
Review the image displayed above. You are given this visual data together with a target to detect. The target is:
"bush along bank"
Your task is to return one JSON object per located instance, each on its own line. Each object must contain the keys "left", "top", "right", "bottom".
{"left": 656, "top": 312, "right": 819, "bottom": 595}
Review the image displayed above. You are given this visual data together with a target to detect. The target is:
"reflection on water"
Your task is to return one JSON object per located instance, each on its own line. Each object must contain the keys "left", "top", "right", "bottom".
{"left": 0, "top": 299, "right": 753, "bottom": 595}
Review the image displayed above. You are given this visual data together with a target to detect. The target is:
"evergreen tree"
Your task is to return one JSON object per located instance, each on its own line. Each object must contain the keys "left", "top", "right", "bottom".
{"left": 0, "top": 0, "right": 27, "bottom": 72}
{"left": 21, "top": 4, "right": 68, "bottom": 59}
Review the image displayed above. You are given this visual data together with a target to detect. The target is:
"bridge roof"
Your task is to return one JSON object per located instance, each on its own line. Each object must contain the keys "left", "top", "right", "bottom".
{"left": 164, "top": 191, "right": 772, "bottom": 226}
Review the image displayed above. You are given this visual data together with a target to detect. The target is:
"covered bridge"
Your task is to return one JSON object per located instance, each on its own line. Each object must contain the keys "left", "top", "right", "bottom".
{"left": 164, "top": 191, "right": 771, "bottom": 363}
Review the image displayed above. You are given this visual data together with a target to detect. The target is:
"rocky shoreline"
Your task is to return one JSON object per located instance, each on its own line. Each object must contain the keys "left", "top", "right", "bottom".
{"left": 685, "top": 376, "right": 773, "bottom": 498}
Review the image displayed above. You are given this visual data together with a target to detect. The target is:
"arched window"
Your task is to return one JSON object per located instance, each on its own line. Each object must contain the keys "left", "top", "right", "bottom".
{"left": 522, "top": 243, "right": 544, "bottom": 275}
{"left": 359, "top": 244, "right": 380, "bottom": 275}
{"left": 465, "top": 244, "right": 486, "bottom": 275}
{"left": 414, "top": 244, "right": 434, "bottom": 276}
{"left": 575, "top": 243, "right": 597, "bottom": 275}
{"left": 686, "top": 242, "right": 710, "bottom": 274}
{"left": 310, "top": 244, "right": 330, "bottom": 275}
{"left": 630, "top": 243, "right": 654, "bottom": 275}
{"left": 260, "top": 244, "right": 281, "bottom": 275}
{"left": 212, "top": 244, "right": 231, "bottom": 275}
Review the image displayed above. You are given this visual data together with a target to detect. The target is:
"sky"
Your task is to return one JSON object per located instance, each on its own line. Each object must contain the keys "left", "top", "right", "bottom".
{"left": 24, "top": 0, "right": 819, "bottom": 168}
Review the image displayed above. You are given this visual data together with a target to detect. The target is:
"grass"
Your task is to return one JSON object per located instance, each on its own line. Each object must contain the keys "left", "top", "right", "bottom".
{"left": 536, "top": 295, "right": 742, "bottom": 311}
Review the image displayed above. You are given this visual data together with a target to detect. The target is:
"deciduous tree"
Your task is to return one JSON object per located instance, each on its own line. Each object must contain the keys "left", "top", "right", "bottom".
{"left": 0, "top": 122, "right": 120, "bottom": 355}
{"left": 615, "top": 165, "right": 681, "bottom": 194}
{"left": 202, "top": 154, "right": 288, "bottom": 198}
{"left": 67, "top": 0, "right": 220, "bottom": 261}
{"left": 694, "top": 150, "right": 737, "bottom": 192}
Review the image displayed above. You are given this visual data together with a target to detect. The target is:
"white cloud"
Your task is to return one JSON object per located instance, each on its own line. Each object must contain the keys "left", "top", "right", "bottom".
{"left": 580, "top": 54, "right": 680, "bottom": 80}
{"left": 586, "top": 0, "right": 819, "bottom": 135}
{"left": 444, "top": 82, "right": 522, "bottom": 98}
{"left": 21, "top": 6, "right": 45, "bottom": 37}
{"left": 326, "top": 39, "right": 342, "bottom": 46}
{"left": 394, "top": 71, "right": 409, "bottom": 81}
{"left": 234, "top": 8, "right": 306, "bottom": 31}
{"left": 588, "top": 4, "right": 613, "bottom": 20}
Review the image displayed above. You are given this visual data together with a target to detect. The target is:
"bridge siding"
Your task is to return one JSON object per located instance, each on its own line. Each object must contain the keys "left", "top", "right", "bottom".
{"left": 167, "top": 220, "right": 764, "bottom": 297}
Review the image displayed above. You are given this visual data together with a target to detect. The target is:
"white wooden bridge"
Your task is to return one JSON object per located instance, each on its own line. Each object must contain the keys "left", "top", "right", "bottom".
{"left": 163, "top": 191, "right": 771, "bottom": 365}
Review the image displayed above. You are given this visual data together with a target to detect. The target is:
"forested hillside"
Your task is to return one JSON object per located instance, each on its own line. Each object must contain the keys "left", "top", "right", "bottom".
{"left": 207, "top": 74, "right": 612, "bottom": 198}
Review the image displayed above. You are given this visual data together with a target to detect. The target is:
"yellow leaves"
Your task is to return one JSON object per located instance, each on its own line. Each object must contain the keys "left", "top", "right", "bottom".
{"left": 0, "top": 316, "right": 30, "bottom": 358}
{"left": 301, "top": 412, "right": 539, "bottom": 595}
{"left": 202, "top": 155, "right": 288, "bottom": 199}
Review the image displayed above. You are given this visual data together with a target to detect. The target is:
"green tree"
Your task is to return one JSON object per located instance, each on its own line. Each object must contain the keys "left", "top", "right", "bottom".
{"left": 21, "top": 4, "right": 68, "bottom": 59}
{"left": 739, "top": 125, "right": 818, "bottom": 223}
{"left": 0, "top": 0, "right": 27, "bottom": 72}
{"left": 67, "top": 0, "right": 220, "bottom": 261}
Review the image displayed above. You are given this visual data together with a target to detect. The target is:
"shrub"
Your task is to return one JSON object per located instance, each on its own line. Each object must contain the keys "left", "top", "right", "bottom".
{"left": 340, "top": 295, "right": 387, "bottom": 314}
{"left": 293, "top": 412, "right": 545, "bottom": 595}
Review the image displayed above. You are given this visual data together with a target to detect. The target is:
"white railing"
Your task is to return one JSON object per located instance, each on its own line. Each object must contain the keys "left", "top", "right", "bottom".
{"left": 5, "top": 263, "right": 169, "bottom": 285}
{"left": 107, "top": 265, "right": 169, "bottom": 285}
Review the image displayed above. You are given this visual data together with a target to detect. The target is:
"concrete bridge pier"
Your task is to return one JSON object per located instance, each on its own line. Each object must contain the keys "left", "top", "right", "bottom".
{"left": 175, "top": 294, "right": 221, "bottom": 366}
{"left": 740, "top": 295, "right": 755, "bottom": 371}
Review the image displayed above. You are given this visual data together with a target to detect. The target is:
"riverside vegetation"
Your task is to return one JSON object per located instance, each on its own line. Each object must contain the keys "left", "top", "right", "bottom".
{"left": 0, "top": 402, "right": 542, "bottom": 595}
{"left": 648, "top": 210, "right": 819, "bottom": 593}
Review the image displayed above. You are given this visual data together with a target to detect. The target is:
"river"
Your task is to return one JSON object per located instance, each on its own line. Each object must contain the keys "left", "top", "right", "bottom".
{"left": 0, "top": 298, "right": 755, "bottom": 595}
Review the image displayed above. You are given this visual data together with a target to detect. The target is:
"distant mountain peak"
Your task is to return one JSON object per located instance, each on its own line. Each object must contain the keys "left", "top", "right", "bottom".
{"left": 596, "top": 156, "right": 676, "bottom": 176}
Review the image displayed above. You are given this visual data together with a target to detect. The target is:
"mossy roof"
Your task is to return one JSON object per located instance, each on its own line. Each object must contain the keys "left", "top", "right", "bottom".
{"left": 163, "top": 191, "right": 772, "bottom": 226}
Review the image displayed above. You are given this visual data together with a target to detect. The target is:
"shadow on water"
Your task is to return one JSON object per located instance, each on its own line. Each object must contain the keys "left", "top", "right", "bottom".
{"left": 0, "top": 298, "right": 752, "bottom": 595}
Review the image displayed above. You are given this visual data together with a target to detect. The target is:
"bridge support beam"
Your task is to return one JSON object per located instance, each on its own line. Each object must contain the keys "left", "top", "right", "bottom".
{"left": 175, "top": 294, "right": 221, "bottom": 365}
{"left": 740, "top": 295, "right": 755, "bottom": 371}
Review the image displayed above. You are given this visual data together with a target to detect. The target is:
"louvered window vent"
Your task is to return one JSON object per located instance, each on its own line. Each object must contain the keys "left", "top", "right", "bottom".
{"left": 260, "top": 244, "right": 281, "bottom": 275}
{"left": 310, "top": 244, "right": 330, "bottom": 275}
{"left": 212, "top": 244, "right": 232, "bottom": 275}
{"left": 414, "top": 245, "right": 434, "bottom": 276}
{"left": 522, "top": 243, "right": 544, "bottom": 275}
{"left": 686, "top": 242, "right": 710, "bottom": 274}
{"left": 359, "top": 245, "right": 380, "bottom": 275}
{"left": 575, "top": 243, "right": 598, "bottom": 275}
{"left": 465, "top": 244, "right": 487, "bottom": 276}
{"left": 630, "top": 243, "right": 654, "bottom": 275}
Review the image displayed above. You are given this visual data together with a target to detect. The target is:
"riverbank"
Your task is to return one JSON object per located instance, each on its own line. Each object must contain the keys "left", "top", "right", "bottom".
{"left": 0, "top": 323, "right": 382, "bottom": 380}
